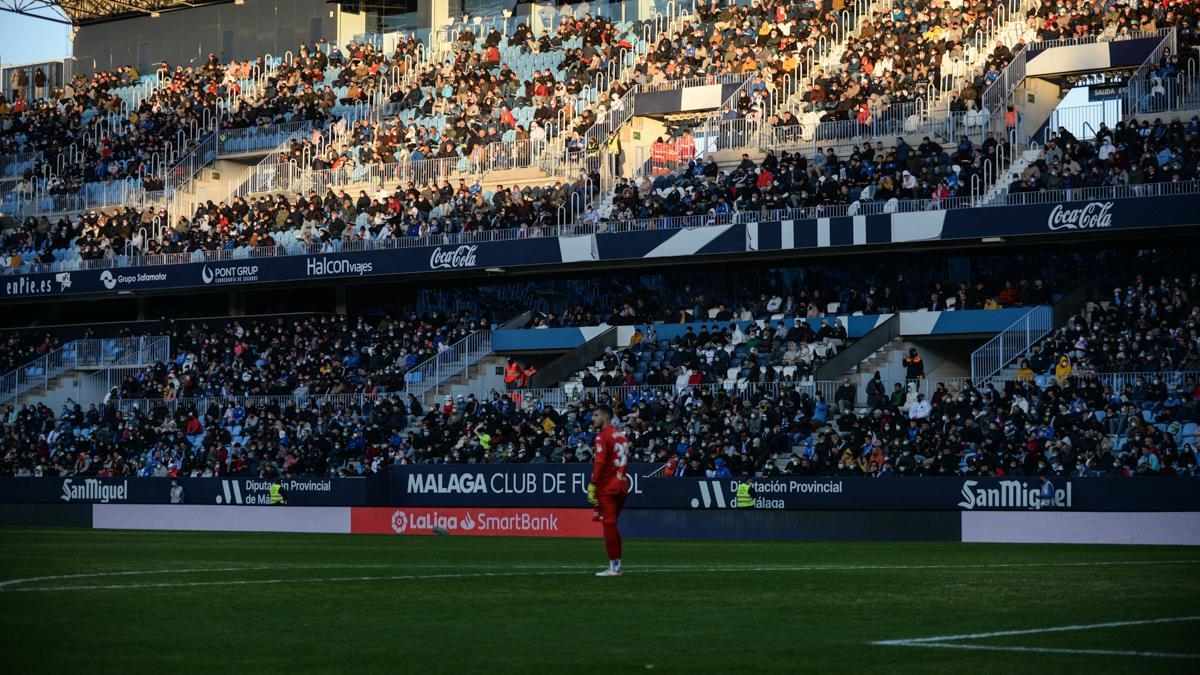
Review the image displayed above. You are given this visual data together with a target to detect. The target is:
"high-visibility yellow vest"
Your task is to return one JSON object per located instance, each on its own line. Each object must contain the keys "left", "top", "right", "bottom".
{"left": 736, "top": 482, "right": 754, "bottom": 508}
{"left": 269, "top": 483, "right": 285, "bottom": 505}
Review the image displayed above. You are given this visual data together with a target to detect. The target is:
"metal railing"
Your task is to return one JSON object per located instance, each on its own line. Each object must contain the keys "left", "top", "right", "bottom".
{"left": 237, "top": 139, "right": 546, "bottom": 199}
{"left": 217, "top": 121, "right": 313, "bottom": 157}
{"left": 0, "top": 336, "right": 170, "bottom": 405}
{"left": 0, "top": 151, "right": 42, "bottom": 179}
{"left": 979, "top": 44, "right": 1026, "bottom": 117}
{"left": 970, "top": 305, "right": 1053, "bottom": 383}
{"left": 1047, "top": 104, "right": 1106, "bottom": 142}
{"left": 6, "top": 178, "right": 1200, "bottom": 277}
{"left": 404, "top": 330, "right": 494, "bottom": 402}
{"left": 1124, "top": 29, "right": 1179, "bottom": 117}
{"left": 637, "top": 72, "right": 748, "bottom": 93}
{"left": 74, "top": 336, "right": 174, "bottom": 405}
{"left": 1026, "top": 28, "right": 1175, "bottom": 54}
{"left": 1, "top": 179, "right": 155, "bottom": 219}
{"left": 113, "top": 391, "right": 390, "bottom": 417}
{"left": 164, "top": 132, "right": 218, "bottom": 199}
{"left": 108, "top": 369, "right": 1200, "bottom": 421}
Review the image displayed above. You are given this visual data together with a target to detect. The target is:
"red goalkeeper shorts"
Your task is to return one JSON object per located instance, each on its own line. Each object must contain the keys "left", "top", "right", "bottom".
{"left": 596, "top": 491, "right": 627, "bottom": 524}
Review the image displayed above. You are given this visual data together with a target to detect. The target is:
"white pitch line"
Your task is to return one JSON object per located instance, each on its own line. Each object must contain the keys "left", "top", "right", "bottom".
{"left": 2, "top": 559, "right": 1198, "bottom": 593}
{"left": 873, "top": 615, "right": 1200, "bottom": 645}
{"left": 883, "top": 641, "right": 1200, "bottom": 660}
{"left": 0, "top": 566, "right": 274, "bottom": 590}
{"left": 873, "top": 616, "right": 1200, "bottom": 661}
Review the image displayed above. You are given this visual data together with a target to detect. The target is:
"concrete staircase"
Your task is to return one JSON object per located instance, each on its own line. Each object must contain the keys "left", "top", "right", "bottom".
{"left": 434, "top": 354, "right": 508, "bottom": 408}
{"left": 853, "top": 337, "right": 911, "bottom": 393}
{"left": 975, "top": 147, "right": 1040, "bottom": 207}
{"left": 404, "top": 330, "right": 496, "bottom": 410}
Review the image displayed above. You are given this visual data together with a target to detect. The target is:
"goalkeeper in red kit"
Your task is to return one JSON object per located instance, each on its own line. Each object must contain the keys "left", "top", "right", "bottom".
{"left": 587, "top": 404, "right": 629, "bottom": 577}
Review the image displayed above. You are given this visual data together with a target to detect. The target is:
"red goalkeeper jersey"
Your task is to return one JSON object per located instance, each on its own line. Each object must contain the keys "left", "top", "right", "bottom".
{"left": 591, "top": 424, "right": 630, "bottom": 496}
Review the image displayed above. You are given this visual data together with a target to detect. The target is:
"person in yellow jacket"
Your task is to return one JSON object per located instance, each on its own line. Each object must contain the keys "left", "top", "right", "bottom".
{"left": 735, "top": 477, "right": 756, "bottom": 509}
{"left": 1055, "top": 356, "right": 1073, "bottom": 383}
{"left": 269, "top": 478, "right": 287, "bottom": 505}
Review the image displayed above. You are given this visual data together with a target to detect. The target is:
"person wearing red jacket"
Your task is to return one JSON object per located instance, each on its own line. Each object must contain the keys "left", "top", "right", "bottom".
{"left": 588, "top": 404, "right": 630, "bottom": 577}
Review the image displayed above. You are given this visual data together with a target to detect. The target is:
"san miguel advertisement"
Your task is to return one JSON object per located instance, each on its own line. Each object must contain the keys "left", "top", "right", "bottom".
{"left": 0, "top": 476, "right": 380, "bottom": 506}
{"left": 351, "top": 507, "right": 599, "bottom": 537}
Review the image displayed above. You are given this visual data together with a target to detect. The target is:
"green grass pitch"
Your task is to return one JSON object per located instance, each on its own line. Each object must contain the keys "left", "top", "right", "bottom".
{"left": 1, "top": 528, "right": 1198, "bottom": 673}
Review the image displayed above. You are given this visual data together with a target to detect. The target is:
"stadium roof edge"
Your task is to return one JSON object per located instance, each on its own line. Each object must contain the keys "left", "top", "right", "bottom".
{"left": 0, "top": 0, "right": 234, "bottom": 26}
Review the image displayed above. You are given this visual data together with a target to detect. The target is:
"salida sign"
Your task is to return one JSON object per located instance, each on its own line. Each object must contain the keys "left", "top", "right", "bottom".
{"left": 351, "top": 507, "right": 599, "bottom": 537}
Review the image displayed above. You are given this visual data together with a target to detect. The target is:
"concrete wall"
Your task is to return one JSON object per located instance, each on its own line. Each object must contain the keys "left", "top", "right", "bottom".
{"left": 73, "top": 0, "right": 336, "bottom": 75}
{"left": 5, "top": 504, "right": 1200, "bottom": 545}
{"left": 1017, "top": 76, "right": 1065, "bottom": 141}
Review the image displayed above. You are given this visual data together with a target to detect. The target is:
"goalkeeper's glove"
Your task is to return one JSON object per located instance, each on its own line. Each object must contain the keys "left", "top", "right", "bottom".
{"left": 587, "top": 482, "right": 598, "bottom": 506}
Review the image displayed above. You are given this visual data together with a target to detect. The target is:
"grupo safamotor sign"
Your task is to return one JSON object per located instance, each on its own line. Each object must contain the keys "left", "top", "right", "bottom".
{"left": 2, "top": 470, "right": 1197, "bottom": 511}
{"left": 4, "top": 193, "right": 1197, "bottom": 299}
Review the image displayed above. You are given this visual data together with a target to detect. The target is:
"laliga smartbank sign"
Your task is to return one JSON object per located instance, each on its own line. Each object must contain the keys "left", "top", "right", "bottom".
{"left": 350, "top": 507, "right": 599, "bottom": 537}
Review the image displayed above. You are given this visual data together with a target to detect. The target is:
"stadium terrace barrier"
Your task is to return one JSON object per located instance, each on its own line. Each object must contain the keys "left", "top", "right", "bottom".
{"left": 0, "top": 476, "right": 386, "bottom": 506}
{"left": 961, "top": 512, "right": 1200, "bottom": 546}
{"left": 5, "top": 473, "right": 1198, "bottom": 512}
{"left": 93, "top": 504, "right": 351, "bottom": 534}
{"left": 15, "top": 504, "right": 1194, "bottom": 544}
{"left": 388, "top": 467, "right": 1200, "bottom": 512}
{"left": 5, "top": 186, "right": 1200, "bottom": 298}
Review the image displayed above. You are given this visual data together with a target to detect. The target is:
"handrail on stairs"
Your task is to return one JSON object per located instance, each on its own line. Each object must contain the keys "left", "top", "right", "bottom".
{"left": 0, "top": 336, "right": 171, "bottom": 406}
{"left": 969, "top": 306, "right": 1053, "bottom": 384}
{"left": 403, "top": 330, "right": 494, "bottom": 402}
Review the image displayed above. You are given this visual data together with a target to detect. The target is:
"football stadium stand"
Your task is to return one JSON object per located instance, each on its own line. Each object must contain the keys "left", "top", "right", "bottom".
{"left": 1, "top": 0, "right": 1199, "bottom": 482}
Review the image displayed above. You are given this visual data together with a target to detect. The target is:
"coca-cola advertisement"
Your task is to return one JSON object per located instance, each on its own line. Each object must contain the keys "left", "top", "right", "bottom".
{"left": 428, "top": 244, "right": 479, "bottom": 270}
{"left": 1046, "top": 202, "right": 1114, "bottom": 231}
{"left": 351, "top": 507, "right": 600, "bottom": 537}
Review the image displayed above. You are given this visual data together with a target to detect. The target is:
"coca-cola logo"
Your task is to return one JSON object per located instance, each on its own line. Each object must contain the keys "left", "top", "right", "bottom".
{"left": 429, "top": 245, "right": 479, "bottom": 270}
{"left": 1047, "top": 202, "right": 1114, "bottom": 231}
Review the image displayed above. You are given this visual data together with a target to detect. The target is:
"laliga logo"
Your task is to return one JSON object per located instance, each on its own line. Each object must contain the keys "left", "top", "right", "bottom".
{"left": 1047, "top": 202, "right": 1114, "bottom": 231}
{"left": 390, "top": 510, "right": 408, "bottom": 533}
{"left": 429, "top": 245, "right": 479, "bottom": 270}
{"left": 100, "top": 270, "right": 117, "bottom": 290}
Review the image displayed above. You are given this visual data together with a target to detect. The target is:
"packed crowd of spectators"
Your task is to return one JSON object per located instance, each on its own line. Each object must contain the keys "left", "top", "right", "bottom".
{"left": 1017, "top": 268, "right": 1200, "bottom": 378}
{"left": 0, "top": 169, "right": 596, "bottom": 265}
{"left": 766, "top": 371, "right": 1199, "bottom": 478}
{"left": 1026, "top": 0, "right": 1198, "bottom": 44}
{"left": 535, "top": 252, "right": 1078, "bottom": 330}
{"left": 2, "top": 254, "right": 1197, "bottom": 478}
{"left": 284, "top": 13, "right": 645, "bottom": 175}
{"left": 610, "top": 130, "right": 1011, "bottom": 222}
{"left": 801, "top": 0, "right": 1005, "bottom": 121}
{"left": 0, "top": 332, "right": 61, "bottom": 376}
{"left": 0, "top": 37, "right": 423, "bottom": 200}
{"left": 1008, "top": 114, "right": 1200, "bottom": 194}
{"left": 632, "top": 0, "right": 850, "bottom": 123}
{"left": 5, "top": 361, "right": 1196, "bottom": 478}
{"left": 114, "top": 310, "right": 488, "bottom": 400}
{"left": 0, "top": 307, "right": 492, "bottom": 476}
